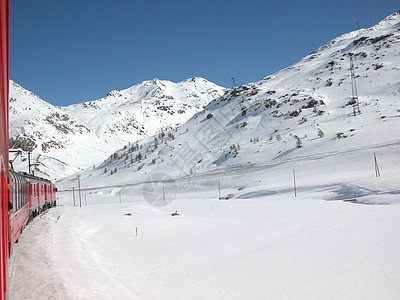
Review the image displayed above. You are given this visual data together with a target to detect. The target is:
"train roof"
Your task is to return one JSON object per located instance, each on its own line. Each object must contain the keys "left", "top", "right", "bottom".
{"left": 16, "top": 171, "right": 53, "bottom": 184}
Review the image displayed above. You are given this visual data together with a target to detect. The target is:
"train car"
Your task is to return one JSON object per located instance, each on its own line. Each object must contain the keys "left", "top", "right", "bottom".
{"left": 8, "top": 171, "right": 56, "bottom": 256}
{"left": 48, "top": 183, "right": 56, "bottom": 207}
{"left": 44, "top": 181, "right": 56, "bottom": 209}
{"left": 8, "top": 171, "right": 29, "bottom": 255}
{"left": 21, "top": 173, "right": 53, "bottom": 219}
{"left": 0, "top": 0, "right": 10, "bottom": 298}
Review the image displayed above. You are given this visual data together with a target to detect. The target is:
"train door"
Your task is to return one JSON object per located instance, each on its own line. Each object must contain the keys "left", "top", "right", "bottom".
{"left": 40, "top": 183, "right": 44, "bottom": 205}
{"left": 7, "top": 177, "right": 12, "bottom": 213}
{"left": 28, "top": 183, "right": 31, "bottom": 207}
{"left": 35, "top": 183, "right": 38, "bottom": 208}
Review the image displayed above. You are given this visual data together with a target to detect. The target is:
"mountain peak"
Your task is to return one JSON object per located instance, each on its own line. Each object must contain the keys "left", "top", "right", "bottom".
{"left": 105, "top": 90, "right": 122, "bottom": 98}
{"left": 383, "top": 10, "right": 400, "bottom": 21}
{"left": 305, "top": 10, "right": 400, "bottom": 56}
{"left": 151, "top": 78, "right": 164, "bottom": 86}
{"left": 185, "top": 77, "right": 203, "bottom": 82}
{"left": 370, "top": 10, "right": 400, "bottom": 30}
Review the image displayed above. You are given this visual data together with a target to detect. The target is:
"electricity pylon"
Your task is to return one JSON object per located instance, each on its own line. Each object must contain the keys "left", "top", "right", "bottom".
{"left": 349, "top": 54, "right": 361, "bottom": 116}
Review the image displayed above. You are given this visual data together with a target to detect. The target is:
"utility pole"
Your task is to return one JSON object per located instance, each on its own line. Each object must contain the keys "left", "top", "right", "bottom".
{"left": 218, "top": 180, "right": 221, "bottom": 200}
{"left": 349, "top": 54, "right": 361, "bottom": 116}
{"left": 72, "top": 188, "right": 76, "bottom": 206}
{"left": 231, "top": 77, "right": 236, "bottom": 88}
{"left": 77, "top": 175, "right": 82, "bottom": 207}
{"left": 28, "top": 151, "right": 31, "bottom": 174}
{"left": 27, "top": 152, "right": 39, "bottom": 175}
{"left": 293, "top": 169, "right": 297, "bottom": 197}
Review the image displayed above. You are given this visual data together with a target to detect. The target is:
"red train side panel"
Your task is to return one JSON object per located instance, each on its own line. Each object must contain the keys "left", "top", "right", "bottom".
{"left": 0, "top": 0, "right": 9, "bottom": 299}
{"left": 28, "top": 180, "right": 43, "bottom": 217}
{"left": 28, "top": 182, "right": 38, "bottom": 212}
{"left": 8, "top": 171, "right": 29, "bottom": 256}
{"left": 22, "top": 174, "right": 55, "bottom": 218}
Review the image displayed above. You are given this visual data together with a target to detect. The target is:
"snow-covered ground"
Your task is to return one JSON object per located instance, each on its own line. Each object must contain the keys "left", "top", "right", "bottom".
{"left": 9, "top": 142, "right": 400, "bottom": 299}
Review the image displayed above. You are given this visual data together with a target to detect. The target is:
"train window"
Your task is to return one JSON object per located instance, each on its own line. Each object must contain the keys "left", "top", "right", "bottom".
{"left": 10, "top": 175, "right": 16, "bottom": 212}
{"left": 23, "top": 181, "right": 27, "bottom": 207}
{"left": 10, "top": 178, "right": 15, "bottom": 212}
{"left": 18, "top": 176, "right": 22, "bottom": 210}
{"left": 16, "top": 178, "right": 19, "bottom": 211}
{"left": 16, "top": 176, "right": 19, "bottom": 211}
{"left": 22, "top": 179, "right": 25, "bottom": 207}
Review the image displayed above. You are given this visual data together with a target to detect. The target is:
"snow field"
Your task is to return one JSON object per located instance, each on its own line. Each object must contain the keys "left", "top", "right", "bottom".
{"left": 9, "top": 195, "right": 400, "bottom": 299}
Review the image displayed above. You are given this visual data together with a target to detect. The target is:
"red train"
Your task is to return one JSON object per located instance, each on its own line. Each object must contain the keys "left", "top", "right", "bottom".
{"left": 8, "top": 170, "right": 56, "bottom": 254}
{"left": 1, "top": 2, "right": 57, "bottom": 298}
{"left": 1, "top": 0, "right": 10, "bottom": 298}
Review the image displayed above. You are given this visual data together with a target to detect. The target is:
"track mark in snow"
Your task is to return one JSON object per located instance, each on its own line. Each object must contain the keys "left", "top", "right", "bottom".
{"left": 50, "top": 207, "right": 138, "bottom": 299}
{"left": 9, "top": 209, "right": 71, "bottom": 300}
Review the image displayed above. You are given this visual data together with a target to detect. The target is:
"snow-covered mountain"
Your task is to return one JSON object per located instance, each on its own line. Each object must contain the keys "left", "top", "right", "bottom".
{"left": 9, "top": 80, "right": 114, "bottom": 180}
{"left": 59, "top": 11, "right": 400, "bottom": 194}
{"left": 61, "top": 77, "right": 224, "bottom": 145}
{"left": 9, "top": 78, "right": 226, "bottom": 180}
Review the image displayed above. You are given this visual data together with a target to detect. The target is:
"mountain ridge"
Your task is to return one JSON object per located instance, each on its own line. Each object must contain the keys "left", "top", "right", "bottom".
{"left": 9, "top": 77, "right": 226, "bottom": 180}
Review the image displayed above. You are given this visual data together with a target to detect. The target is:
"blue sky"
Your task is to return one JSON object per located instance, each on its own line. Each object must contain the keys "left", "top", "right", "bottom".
{"left": 10, "top": 0, "right": 399, "bottom": 106}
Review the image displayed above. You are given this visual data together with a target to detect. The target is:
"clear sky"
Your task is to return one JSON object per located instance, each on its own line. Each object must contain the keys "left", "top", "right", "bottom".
{"left": 10, "top": 0, "right": 399, "bottom": 106}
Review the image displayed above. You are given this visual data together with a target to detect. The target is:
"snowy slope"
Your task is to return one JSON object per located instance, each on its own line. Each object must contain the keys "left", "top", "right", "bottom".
{"left": 9, "top": 78, "right": 226, "bottom": 180}
{"left": 9, "top": 80, "right": 115, "bottom": 180}
{"left": 59, "top": 11, "right": 400, "bottom": 199}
